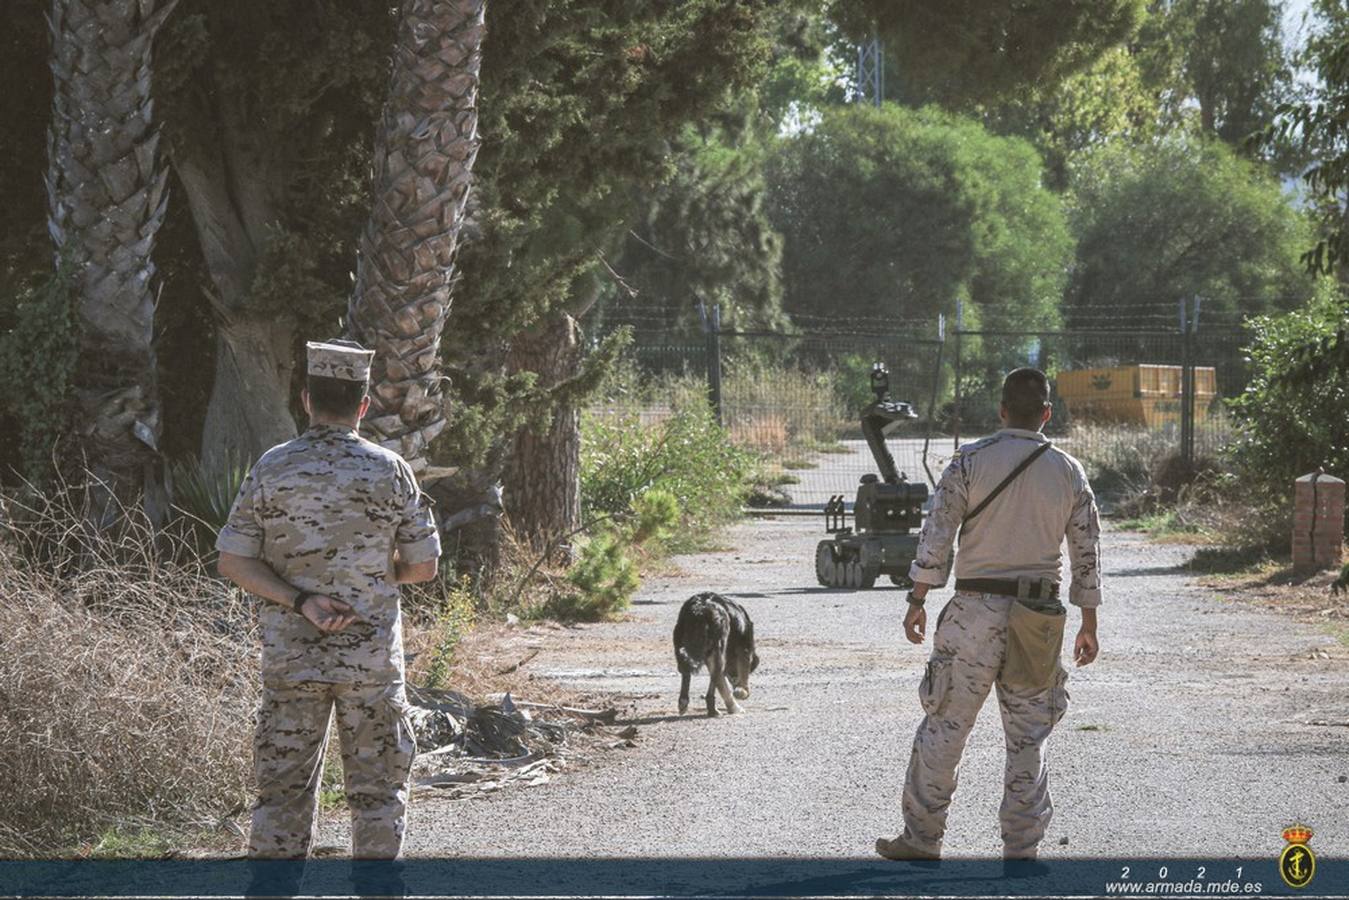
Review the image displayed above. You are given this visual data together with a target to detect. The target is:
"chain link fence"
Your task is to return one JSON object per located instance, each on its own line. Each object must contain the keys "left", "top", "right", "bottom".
{"left": 714, "top": 326, "right": 946, "bottom": 508}
{"left": 952, "top": 324, "right": 1250, "bottom": 496}
{"left": 587, "top": 304, "right": 1253, "bottom": 511}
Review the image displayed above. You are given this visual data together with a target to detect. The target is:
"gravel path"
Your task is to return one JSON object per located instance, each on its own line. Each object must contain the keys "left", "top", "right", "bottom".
{"left": 366, "top": 520, "right": 1349, "bottom": 859}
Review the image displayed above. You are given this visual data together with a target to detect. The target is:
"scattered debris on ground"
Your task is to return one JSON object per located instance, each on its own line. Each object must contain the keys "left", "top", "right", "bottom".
{"left": 405, "top": 684, "right": 635, "bottom": 800}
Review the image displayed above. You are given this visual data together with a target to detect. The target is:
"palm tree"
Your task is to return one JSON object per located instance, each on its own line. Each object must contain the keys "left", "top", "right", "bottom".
{"left": 46, "top": 0, "right": 177, "bottom": 521}
{"left": 347, "top": 0, "right": 485, "bottom": 472}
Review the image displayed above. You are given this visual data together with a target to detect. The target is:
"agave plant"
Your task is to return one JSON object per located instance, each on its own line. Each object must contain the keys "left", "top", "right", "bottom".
{"left": 169, "top": 452, "right": 251, "bottom": 539}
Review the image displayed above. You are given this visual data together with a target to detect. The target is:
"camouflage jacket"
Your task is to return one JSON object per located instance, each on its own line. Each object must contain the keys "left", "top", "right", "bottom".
{"left": 216, "top": 423, "right": 442, "bottom": 683}
{"left": 908, "top": 428, "right": 1102, "bottom": 608}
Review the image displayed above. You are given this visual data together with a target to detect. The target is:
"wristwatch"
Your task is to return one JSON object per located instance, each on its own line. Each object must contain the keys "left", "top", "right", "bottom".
{"left": 291, "top": 590, "right": 315, "bottom": 614}
{"left": 905, "top": 590, "right": 925, "bottom": 607}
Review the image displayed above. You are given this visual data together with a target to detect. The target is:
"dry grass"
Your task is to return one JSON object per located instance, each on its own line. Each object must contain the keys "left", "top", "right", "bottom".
{"left": 402, "top": 521, "right": 582, "bottom": 685}
{"left": 1060, "top": 423, "right": 1178, "bottom": 498}
{"left": 0, "top": 468, "right": 661, "bottom": 857}
{"left": 411, "top": 621, "right": 597, "bottom": 707}
{"left": 728, "top": 413, "right": 789, "bottom": 455}
{"left": 722, "top": 365, "right": 851, "bottom": 450}
{"left": 1117, "top": 473, "right": 1294, "bottom": 565}
{"left": 0, "top": 479, "right": 257, "bottom": 858}
{"left": 588, "top": 356, "right": 853, "bottom": 456}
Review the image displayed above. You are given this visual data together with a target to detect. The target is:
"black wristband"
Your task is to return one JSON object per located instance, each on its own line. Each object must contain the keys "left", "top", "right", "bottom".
{"left": 291, "top": 590, "right": 314, "bottom": 614}
{"left": 905, "top": 590, "right": 925, "bottom": 607}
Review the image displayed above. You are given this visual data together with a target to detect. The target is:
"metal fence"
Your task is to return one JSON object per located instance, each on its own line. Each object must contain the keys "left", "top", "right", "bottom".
{"left": 587, "top": 301, "right": 1253, "bottom": 511}
{"left": 952, "top": 323, "right": 1249, "bottom": 479}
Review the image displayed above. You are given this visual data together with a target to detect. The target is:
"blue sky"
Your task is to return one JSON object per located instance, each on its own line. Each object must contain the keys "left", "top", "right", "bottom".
{"left": 1284, "top": 0, "right": 1313, "bottom": 49}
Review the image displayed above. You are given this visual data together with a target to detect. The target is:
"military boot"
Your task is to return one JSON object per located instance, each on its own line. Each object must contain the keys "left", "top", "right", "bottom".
{"left": 874, "top": 834, "right": 940, "bottom": 863}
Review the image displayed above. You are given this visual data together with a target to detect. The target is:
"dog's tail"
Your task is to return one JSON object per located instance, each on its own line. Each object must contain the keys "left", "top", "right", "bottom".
{"left": 673, "top": 618, "right": 707, "bottom": 674}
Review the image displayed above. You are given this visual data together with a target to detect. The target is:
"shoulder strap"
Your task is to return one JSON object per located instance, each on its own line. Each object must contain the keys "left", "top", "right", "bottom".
{"left": 961, "top": 441, "right": 1053, "bottom": 531}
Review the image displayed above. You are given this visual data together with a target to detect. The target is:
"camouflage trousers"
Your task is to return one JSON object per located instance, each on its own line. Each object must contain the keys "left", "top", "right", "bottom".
{"left": 899, "top": 591, "right": 1070, "bottom": 858}
{"left": 249, "top": 679, "right": 416, "bottom": 859}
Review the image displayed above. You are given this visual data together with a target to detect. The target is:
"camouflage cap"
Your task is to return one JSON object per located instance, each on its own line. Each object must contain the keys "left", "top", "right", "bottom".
{"left": 306, "top": 339, "right": 374, "bottom": 382}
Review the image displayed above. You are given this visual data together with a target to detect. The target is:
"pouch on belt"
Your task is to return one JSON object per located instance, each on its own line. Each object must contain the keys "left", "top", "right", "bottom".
{"left": 1001, "top": 600, "right": 1066, "bottom": 691}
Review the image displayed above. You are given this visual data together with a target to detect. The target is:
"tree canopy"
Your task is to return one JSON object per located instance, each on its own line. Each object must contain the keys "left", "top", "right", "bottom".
{"left": 1137, "top": 0, "right": 1293, "bottom": 152}
{"left": 1065, "top": 137, "right": 1318, "bottom": 327}
{"left": 432, "top": 0, "right": 778, "bottom": 486}
{"left": 604, "top": 132, "right": 789, "bottom": 335}
{"left": 830, "top": 0, "right": 1147, "bottom": 105}
{"left": 1268, "top": 0, "right": 1349, "bottom": 273}
{"left": 764, "top": 104, "right": 1071, "bottom": 330}
{"left": 976, "top": 46, "right": 1158, "bottom": 190}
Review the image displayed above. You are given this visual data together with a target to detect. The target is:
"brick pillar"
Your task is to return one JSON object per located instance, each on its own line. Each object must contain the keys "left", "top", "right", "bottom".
{"left": 1292, "top": 469, "right": 1345, "bottom": 570}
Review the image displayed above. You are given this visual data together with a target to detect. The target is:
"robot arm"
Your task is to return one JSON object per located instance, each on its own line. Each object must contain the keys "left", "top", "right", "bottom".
{"left": 861, "top": 364, "right": 917, "bottom": 486}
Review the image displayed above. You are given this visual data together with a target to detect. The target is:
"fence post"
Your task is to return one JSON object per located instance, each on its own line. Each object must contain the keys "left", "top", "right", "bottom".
{"left": 1178, "top": 297, "right": 1189, "bottom": 467}
{"left": 1179, "top": 296, "right": 1199, "bottom": 468}
{"left": 952, "top": 301, "right": 963, "bottom": 451}
{"left": 704, "top": 302, "right": 723, "bottom": 426}
{"left": 923, "top": 314, "right": 946, "bottom": 487}
{"left": 1176, "top": 296, "right": 1197, "bottom": 464}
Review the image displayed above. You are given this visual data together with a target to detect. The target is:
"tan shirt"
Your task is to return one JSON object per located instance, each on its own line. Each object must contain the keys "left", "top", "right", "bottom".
{"left": 908, "top": 428, "right": 1102, "bottom": 607}
{"left": 216, "top": 424, "right": 442, "bottom": 683}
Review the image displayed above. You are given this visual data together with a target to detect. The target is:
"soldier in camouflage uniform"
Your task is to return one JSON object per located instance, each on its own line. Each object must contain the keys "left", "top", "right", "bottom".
{"left": 217, "top": 340, "right": 442, "bottom": 862}
{"left": 875, "top": 368, "right": 1101, "bottom": 864}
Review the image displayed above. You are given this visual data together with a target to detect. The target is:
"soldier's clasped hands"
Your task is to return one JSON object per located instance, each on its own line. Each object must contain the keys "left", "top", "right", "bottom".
{"left": 301, "top": 595, "right": 358, "bottom": 633}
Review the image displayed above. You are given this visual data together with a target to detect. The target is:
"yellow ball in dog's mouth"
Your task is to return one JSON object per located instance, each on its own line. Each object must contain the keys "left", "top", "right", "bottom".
{"left": 733, "top": 687, "right": 749, "bottom": 700}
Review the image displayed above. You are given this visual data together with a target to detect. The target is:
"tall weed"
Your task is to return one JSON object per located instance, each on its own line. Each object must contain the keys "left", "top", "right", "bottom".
{"left": 0, "top": 480, "right": 256, "bottom": 857}
{"left": 582, "top": 399, "right": 753, "bottom": 551}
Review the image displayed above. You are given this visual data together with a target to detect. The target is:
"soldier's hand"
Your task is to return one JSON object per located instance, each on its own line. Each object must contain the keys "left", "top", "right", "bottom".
{"left": 302, "top": 595, "right": 357, "bottom": 633}
{"left": 1074, "top": 628, "right": 1098, "bottom": 667}
{"left": 903, "top": 604, "right": 927, "bottom": 644}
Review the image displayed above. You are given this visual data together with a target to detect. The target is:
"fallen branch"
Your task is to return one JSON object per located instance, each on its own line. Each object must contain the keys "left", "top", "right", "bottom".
{"left": 496, "top": 648, "right": 540, "bottom": 675}
{"left": 513, "top": 700, "right": 618, "bottom": 723}
{"left": 458, "top": 751, "right": 539, "bottom": 767}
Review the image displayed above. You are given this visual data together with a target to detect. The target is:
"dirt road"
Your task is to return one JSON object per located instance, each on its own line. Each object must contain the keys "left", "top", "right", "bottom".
{"left": 353, "top": 519, "right": 1349, "bottom": 859}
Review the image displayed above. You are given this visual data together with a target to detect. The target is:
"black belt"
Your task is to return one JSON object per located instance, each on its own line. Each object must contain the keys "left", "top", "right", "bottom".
{"left": 955, "top": 577, "right": 1059, "bottom": 602}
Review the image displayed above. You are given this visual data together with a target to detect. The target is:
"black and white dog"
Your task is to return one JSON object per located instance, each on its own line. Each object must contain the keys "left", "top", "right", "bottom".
{"left": 673, "top": 592, "right": 760, "bottom": 716}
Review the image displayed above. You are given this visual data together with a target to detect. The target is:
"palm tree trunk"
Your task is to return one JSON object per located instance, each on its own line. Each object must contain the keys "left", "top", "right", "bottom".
{"left": 46, "top": 0, "right": 177, "bottom": 522}
{"left": 347, "top": 0, "right": 485, "bottom": 472}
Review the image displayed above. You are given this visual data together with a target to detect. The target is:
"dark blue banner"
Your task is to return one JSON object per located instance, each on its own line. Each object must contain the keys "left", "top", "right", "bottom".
{"left": 1, "top": 857, "right": 1345, "bottom": 898}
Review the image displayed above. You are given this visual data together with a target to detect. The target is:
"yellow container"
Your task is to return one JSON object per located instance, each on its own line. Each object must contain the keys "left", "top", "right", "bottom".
{"left": 1055, "top": 364, "right": 1215, "bottom": 427}
{"left": 1055, "top": 367, "right": 1138, "bottom": 403}
{"left": 1137, "top": 364, "right": 1179, "bottom": 397}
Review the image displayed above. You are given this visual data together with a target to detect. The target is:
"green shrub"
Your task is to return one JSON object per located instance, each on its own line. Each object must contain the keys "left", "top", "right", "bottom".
{"left": 1226, "top": 294, "right": 1349, "bottom": 493}
{"left": 630, "top": 487, "right": 679, "bottom": 545}
{"left": 581, "top": 398, "right": 753, "bottom": 551}
{"left": 541, "top": 488, "right": 678, "bottom": 622}
{"left": 547, "top": 529, "right": 640, "bottom": 621}
{"left": 834, "top": 353, "right": 876, "bottom": 418}
{"left": 0, "top": 264, "right": 78, "bottom": 484}
{"left": 420, "top": 575, "right": 478, "bottom": 690}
